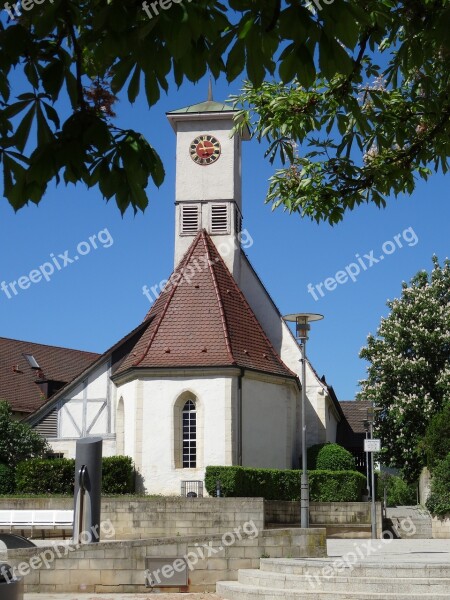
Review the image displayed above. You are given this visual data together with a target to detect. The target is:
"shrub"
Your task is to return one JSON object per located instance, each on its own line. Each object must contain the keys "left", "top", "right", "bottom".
{"left": 102, "top": 456, "right": 135, "bottom": 494}
{"left": 15, "top": 458, "right": 75, "bottom": 494}
{"left": 205, "top": 466, "right": 366, "bottom": 501}
{"left": 424, "top": 403, "right": 450, "bottom": 472}
{"left": 315, "top": 443, "right": 356, "bottom": 471}
{"left": 0, "top": 400, "right": 49, "bottom": 468}
{"left": 426, "top": 453, "right": 450, "bottom": 516}
{"left": 15, "top": 455, "right": 135, "bottom": 495}
{"left": 307, "top": 444, "right": 327, "bottom": 469}
{"left": 377, "top": 474, "right": 417, "bottom": 506}
{"left": 0, "top": 463, "right": 15, "bottom": 494}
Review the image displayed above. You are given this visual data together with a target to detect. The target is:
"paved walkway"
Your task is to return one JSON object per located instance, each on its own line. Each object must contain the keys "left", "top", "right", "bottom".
{"left": 24, "top": 595, "right": 220, "bottom": 599}
{"left": 23, "top": 539, "right": 450, "bottom": 599}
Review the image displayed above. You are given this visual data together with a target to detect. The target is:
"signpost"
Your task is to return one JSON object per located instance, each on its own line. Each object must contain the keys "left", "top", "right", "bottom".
{"left": 364, "top": 436, "right": 382, "bottom": 539}
{"left": 364, "top": 439, "right": 381, "bottom": 452}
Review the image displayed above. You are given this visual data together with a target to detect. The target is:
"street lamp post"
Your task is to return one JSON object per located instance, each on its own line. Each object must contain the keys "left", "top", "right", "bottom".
{"left": 365, "top": 406, "right": 379, "bottom": 539}
{"left": 283, "top": 313, "right": 324, "bottom": 529}
{"left": 363, "top": 419, "right": 370, "bottom": 500}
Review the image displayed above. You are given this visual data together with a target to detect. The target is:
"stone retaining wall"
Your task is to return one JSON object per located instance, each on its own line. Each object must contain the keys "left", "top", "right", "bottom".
{"left": 265, "top": 501, "right": 383, "bottom": 538}
{"left": 2, "top": 528, "right": 326, "bottom": 593}
{"left": 432, "top": 515, "right": 450, "bottom": 539}
{"left": 0, "top": 497, "right": 264, "bottom": 540}
{"left": 0, "top": 497, "right": 385, "bottom": 540}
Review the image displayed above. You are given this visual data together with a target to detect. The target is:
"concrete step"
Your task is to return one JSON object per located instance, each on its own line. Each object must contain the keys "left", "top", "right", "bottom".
{"left": 216, "top": 580, "right": 450, "bottom": 600}
{"left": 259, "top": 558, "right": 450, "bottom": 578}
{"left": 237, "top": 568, "right": 450, "bottom": 594}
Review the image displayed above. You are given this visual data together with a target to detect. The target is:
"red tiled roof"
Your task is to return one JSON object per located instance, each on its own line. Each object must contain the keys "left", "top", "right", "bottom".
{"left": 116, "top": 230, "right": 296, "bottom": 379}
{"left": 0, "top": 338, "right": 99, "bottom": 414}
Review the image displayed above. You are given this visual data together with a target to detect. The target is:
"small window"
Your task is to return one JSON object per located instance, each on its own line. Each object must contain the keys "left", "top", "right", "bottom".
{"left": 181, "top": 205, "right": 200, "bottom": 235}
{"left": 47, "top": 452, "right": 64, "bottom": 460}
{"left": 23, "top": 353, "right": 40, "bottom": 369}
{"left": 182, "top": 399, "right": 196, "bottom": 468}
{"left": 210, "top": 204, "right": 229, "bottom": 235}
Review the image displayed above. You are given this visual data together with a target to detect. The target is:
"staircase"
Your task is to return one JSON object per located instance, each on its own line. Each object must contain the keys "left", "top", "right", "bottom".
{"left": 217, "top": 556, "right": 450, "bottom": 599}
{"left": 386, "top": 506, "right": 433, "bottom": 539}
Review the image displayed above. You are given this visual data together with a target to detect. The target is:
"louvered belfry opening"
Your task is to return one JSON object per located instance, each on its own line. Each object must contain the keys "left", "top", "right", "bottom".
{"left": 210, "top": 204, "right": 229, "bottom": 234}
{"left": 181, "top": 204, "right": 200, "bottom": 235}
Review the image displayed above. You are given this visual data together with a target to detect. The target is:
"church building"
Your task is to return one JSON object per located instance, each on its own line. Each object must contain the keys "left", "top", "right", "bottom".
{"left": 21, "top": 97, "right": 344, "bottom": 495}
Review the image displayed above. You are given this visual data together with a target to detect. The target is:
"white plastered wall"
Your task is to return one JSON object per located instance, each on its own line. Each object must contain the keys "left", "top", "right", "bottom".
{"left": 238, "top": 257, "right": 334, "bottom": 447}
{"left": 118, "top": 375, "right": 234, "bottom": 496}
{"left": 241, "top": 374, "right": 299, "bottom": 469}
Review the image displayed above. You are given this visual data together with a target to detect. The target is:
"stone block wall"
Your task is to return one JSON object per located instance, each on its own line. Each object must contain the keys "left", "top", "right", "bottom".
{"left": 432, "top": 515, "right": 450, "bottom": 539}
{"left": 0, "top": 497, "right": 264, "bottom": 541}
{"left": 265, "top": 501, "right": 383, "bottom": 538}
{"left": 3, "top": 528, "right": 326, "bottom": 593}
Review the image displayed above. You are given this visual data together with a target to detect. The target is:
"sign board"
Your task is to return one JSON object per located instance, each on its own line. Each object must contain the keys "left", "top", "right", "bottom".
{"left": 364, "top": 439, "right": 381, "bottom": 452}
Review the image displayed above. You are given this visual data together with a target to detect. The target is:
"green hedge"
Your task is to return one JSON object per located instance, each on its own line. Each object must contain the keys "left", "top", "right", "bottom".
{"left": 15, "top": 456, "right": 135, "bottom": 495}
{"left": 102, "top": 456, "right": 135, "bottom": 494}
{"left": 16, "top": 458, "right": 75, "bottom": 494}
{"left": 205, "top": 466, "right": 366, "bottom": 501}
{"left": 0, "top": 463, "right": 15, "bottom": 494}
{"left": 426, "top": 452, "right": 450, "bottom": 516}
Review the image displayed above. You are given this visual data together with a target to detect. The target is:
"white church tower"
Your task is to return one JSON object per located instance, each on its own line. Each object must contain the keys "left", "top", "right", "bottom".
{"left": 167, "top": 90, "right": 250, "bottom": 279}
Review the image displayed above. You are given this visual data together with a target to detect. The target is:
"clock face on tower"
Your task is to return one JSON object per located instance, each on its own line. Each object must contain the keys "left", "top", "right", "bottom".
{"left": 190, "top": 134, "right": 221, "bottom": 166}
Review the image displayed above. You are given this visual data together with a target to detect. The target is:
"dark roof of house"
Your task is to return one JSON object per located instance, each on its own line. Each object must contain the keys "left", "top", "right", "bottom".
{"left": 339, "top": 401, "right": 372, "bottom": 433}
{"left": 337, "top": 400, "right": 372, "bottom": 447}
{"left": 115, "top": 230, "right": 297, "bottom": 379}
{"left": 0, "top": 338, "right": 99, "bottom": 415}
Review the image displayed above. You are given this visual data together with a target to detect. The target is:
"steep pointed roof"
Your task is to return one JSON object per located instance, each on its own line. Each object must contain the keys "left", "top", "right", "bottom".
{"left": 115, "top": 231, "right": 296, "bottom": 379}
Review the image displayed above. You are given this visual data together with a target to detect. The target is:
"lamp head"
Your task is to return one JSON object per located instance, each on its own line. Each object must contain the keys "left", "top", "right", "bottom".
{"left": 283, "top": 313, "right": 324, "bottom": 341}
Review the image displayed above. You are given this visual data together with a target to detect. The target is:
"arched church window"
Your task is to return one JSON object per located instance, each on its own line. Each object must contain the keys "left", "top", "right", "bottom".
{"left": 182, "top": 399, "right": 197, "bottom": 468}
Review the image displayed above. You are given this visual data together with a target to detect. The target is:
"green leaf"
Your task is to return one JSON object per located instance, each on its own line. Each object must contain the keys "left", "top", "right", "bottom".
{"left": 41, "top": 61, "right": 65, "bottom": 101}
{"left": 226, "top": 40, "right": 246, "bottom": 83}
{"left": 127, "top": 65, "right": 141, "bottom": 104}
{"left": 13, "top": 105, "right": 35, "bottom": 153}
{"left": 36, "top": 104, "right": 53, "bottom": 146}
{"left": 111, "top": 58, "right": 135, "bottom": 94}
{"left": 144, "top": 72, "right": 160, "bottom": 106}
{"left": 42, "top": 102, "right": 60, "bottom": 129}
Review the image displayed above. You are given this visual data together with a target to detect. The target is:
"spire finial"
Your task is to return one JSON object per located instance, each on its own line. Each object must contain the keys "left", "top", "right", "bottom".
{"left": 207, "top": 76, "right": 213, "bottom": 102}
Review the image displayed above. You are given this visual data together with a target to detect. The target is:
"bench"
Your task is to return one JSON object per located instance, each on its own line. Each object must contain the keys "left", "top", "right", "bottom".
{"left": 0, "top": 510, "right": 74, "bottom": 538}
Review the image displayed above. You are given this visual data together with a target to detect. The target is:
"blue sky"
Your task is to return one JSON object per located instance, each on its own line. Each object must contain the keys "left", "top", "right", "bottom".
{"left": 0, "top": 73, "right": 449, "bottom": 400}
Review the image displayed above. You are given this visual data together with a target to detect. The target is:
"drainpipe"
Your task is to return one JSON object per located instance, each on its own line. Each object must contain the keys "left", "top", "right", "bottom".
{"left": 238, "top": 370, "right": 243, "bottom": 466}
